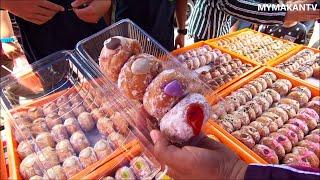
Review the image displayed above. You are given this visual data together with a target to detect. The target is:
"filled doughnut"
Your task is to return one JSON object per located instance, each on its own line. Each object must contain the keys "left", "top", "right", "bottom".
{"left": 253, "top": 144, "right": 279, "bottom": 164}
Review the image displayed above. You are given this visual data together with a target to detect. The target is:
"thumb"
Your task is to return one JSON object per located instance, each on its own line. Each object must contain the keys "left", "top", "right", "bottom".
{"left": 71, "top": 0, "right": 89, "bottom": 8}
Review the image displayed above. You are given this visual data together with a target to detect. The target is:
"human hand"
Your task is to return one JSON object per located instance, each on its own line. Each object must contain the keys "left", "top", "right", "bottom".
{"left": 150, "top": 130, "right": 248, "bottom": 180}
{"left": 175, "top": 34, "right": 185, "bottom": 49}
{"left": 72, "top": 0, "right": 111, "bottom": 23}
{"left": 284, "top": 10, "right": 320, "bottom": 22}
{"left": 2, "top": 42, "right": 24, "bottom": 60}
{"left": 0, "top": 0, "right": 64, "bottom": 25}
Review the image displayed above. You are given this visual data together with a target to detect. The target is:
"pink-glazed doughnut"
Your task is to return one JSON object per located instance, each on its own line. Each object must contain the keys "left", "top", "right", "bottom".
{"left": 304, "top": 134, "right": 320, "bottom": 143}
{"left": 292, "top": 146, "right": 319, "bottom": 168}
{"left": 288, "top": 118, "right": 309, "bottom": 135}
{"left": 260, "top": 137, "right": 286, "bottom": 160}
{"left": 269, "top": 132, "right": 292, "bottom": 153}
{"left": 240, "top": 126, "right": 261, "bottom": 143}
{"left": 253, "top": 144, "right": 279, "bottom": 164}
{"left": 277, "top": 128, "right": 299, "bottom": 146}
{"left": 297, "top": 140, "right": 320, "bottom": 157}
{"left": 298, "top": 108, "right": 319, "bottom": 122}
{"left": 249, "top": 121, "right": 270, "bottom": 138}
{"left": 231, "top": 131, "right": 255, "bottom": 149}
{"left": 282, "top": 124, "right": 305, "bottom": 141}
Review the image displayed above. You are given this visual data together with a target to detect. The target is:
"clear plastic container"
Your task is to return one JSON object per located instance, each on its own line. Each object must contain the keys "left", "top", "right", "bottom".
{"left": 0, "top": 50, "right": 161, "bottom": 179}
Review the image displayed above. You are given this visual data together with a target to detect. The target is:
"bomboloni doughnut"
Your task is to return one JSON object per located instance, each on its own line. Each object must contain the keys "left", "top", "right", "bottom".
{"left": 37, "top": 147, "right": 60, "bottom": 170}
{"left": 64, "top": 117, "right": 82, "bottom": 135}
{"left": 108, "top": 132, "right": 126, "bottom": 147}
{"left": 17, "top": 140, "right": 34, "bottom": 159}
{"left": 45, "top": 113, "right": 62, "bottom": 130}
{"left": 277, "top": 128, "right": 299, "bottom": 146}
{"left": 216, "top": 120, "right": 235, "bottom": 133}
{"left": 160, "top": 93, "right": 211, "bottom": 143}
{"left": 70, "top": 131, "right": 90, "bottom": 153}
{"left": 240, "top": 126, "right": 261, "bottom": 143}
{"left": 249, "top": 121, "right": 270, "bottom": 138}
{"left": 260, "top": 137, "right": 286, "bottom": 160}
{"left": 291, "top": 146, "right": 319, "bottom": 168}
{"left": 219, "top": 114, "right": 242, "bottom": 131}
{"left": 297, "top": 140, "right": 320, "bottom": 157}
{"left": 62, "top": 156, "right": 83, "bottom": 179}
{"left": 298, "top": 108, "right": 319, "bottom": 122}
{"left": 28, "top": 107, "right": 44, "bottom": 120}
{"left": 47, "top": 165, "right": 67, "bottom": 180}
{"left": 253, "top": 144, "right": 279, "bottom": 164}
{"left": 271, "top": 80, "right": 289, "bottom": 96}
{"left": 35, "top": 132, "right": 55, "bottom": 149}
{"left": 58, "top": 106, "right": 75, "bottom": 120}
{"left": 99, "top": 36, "right": 142, "bottom": 82}
{"left": 143, "top": 69, "right": 197, "bottom": 120}
{"left": 256, "top": 117, "right": 278, "bottom": 133}
{"left": 269, "top": 132, "right": 292, "bottom": 153}
{"left": 97, "top": 117, "right": 115, "bottom": 136}
{"left": 295, "top": 113, "right": 317, "bottom": 130}
{"left": 14, "top": 125, "right": 33, "bottom": 143}
{"left": 110, "top": 112, "right": 129, "bottom": 135}
{"left": 282, "top": 124, "right": 305, "bottom": 141}
{"left": 79, "top": 147, "right": 98, "bottom": 168}
{"left": 264, "top": 89, "right": 281, "bottom": 103}
{"left": 287, "top": 91, "right": 309, "bottom": 107}
{"left": 115, "top": 166, "right": 136, "bottom": 180}
{"left": 276, "top": 104, "right": 296, "bottom": 119}
{"left": 71, "top": 104, "right": 87, "bottom": 118}
{"left": 283, "top": 153, "right": 312, "bottom": 168}
{"left": 91, "top": 108, "right": 106, "bottom": 122}
{"left": 31, "top": 118, "right": 49, "bottom": 136}
{"left": 288, "top": 118, "right": 309, "bottom": 135}
{"left": 130, "top": 156, "right": 152, "bottom": 179}
{"left": 261, "top": 112, "right": 283, "bottom": 128}
{"left": 51, "top": 124, "right": 69, "bottom": 142}
{"left": 267, "top": 107, "right": 289, "bottom": 123}
{"left": 231, "top": 131, "right": 255, "bottom": 148}
{"left": 43, "top": 102, "right": 58, "bottom": 116}
{"left": 232, "top": 110, "right": 250, "bottom": 126}
{"left": 94, "top": 139, "right": 113, "bottom": 160}
{"left": 56, "top": 139, "right": 75, "bottom": 163}
{"left": 118, "top": 53, "right": 163, "bottom": 100}
{"left": 20, "top": 153, "right": 42, "bottom": 179}
{"left": 77, "top": 112, "right": 95, "bottom": 132}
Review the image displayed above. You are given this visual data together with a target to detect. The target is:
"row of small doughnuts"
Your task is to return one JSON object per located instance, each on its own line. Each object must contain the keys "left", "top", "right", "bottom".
{"left": 99, "top": 36, "right": 211, "bottom": 144}
{"left": 212, "top": 72, "right": 320, "bottom": 167}
{"left": 101, "top": 155, "right": 155, "bottom": 180}
{"left": 276, "top": 49, "right": 320, "bottom": 79}
{"left": 216, "top": 31, "right": 295, "bottom": 63}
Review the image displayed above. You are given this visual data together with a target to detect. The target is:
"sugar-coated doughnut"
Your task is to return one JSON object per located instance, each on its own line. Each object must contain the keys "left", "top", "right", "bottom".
{"left": 45, "top": 113, "right": 62, "bottom": 130}
{"left": 269, "top": 132, "right": 292, "bottom": 153}
{"left": 28, "top": 107, "right": 44, "bottom": 120}
{"left": 267, "top": 107, "right": 289, "bottom": 123}
{"left": 160, "top": 93, "right": 211, "bottom": 143}
{"left": 304, "top": 134, "right": 320, "bottom": 143}
{"left": 264, "top": 89, "right": 281, "bottom": 103}
{"left": 291, "top": 86, "right": 312, "bottom": 99}
{"left": 287, "top": 91, "right": 309, "bottom": 107}
{"left": 20, "top": 154, "right": 42, "bottom": 179}
{"left": 108, "top": 132, "right": 126, "bottom": 147}
{"left": 279, "top": 98, "right": 300, "bottom": 113}
{"left": 143, "top": 69, "right": 198, "bottom": 120}
{"left": 62, "top": 156, "right": 83, "bottom": 179}
{"left": 17, "top": 140, "right": 34, "bottom": 159}
{"left": 232, "top": 131, "right": 255, "bottom": 148}
{"left": 288, "top": 118, "right": 309, "bottom": 135}
{"left": 240, "top": 126, "right": 261, "bottom": 143}
{"left": 291, "top": 146, "right": 319, "bottom": 168}
{"left": 97, "top": 117, "right": 115, "bottom": 136}
{"left": 253, "top": 144, "right": 279, "bottom": 164}
{"left": 31, "top": 118, "right": 49, "bottom": 136}
{"left": 47, "top": 165, "right": 67, "bottom": 180}
{"left": 79, "top": 147, "right": 98, "bottom": 168}
{"left": 260, "top": 137, "right": 286, "bottom": 160}
{"left": 37, "top": 147, "right": 60, "bottom": 170}
{"left": 56, "top": 139, "right": 75, "bottom": 163}
{"left": 51, "top": 124, "right": 69, "bottom": 142}
{"left": 295, "top": 113, "right": 317, "bottom": 130}
{"left": 77, "top": 112, "right": 95, "bottom": 132}
{"left": 256, "top": 117, "right": 278, "bottom": 133}
{"left": 58, "top": 106, "right": 75, "bottom": 120}
{"left": 64, "top": 117, "right": 82, "bottom": 135}
{"left": 115, "top": 166, "right": 136, "bottom": 180}
{"left": 130, "top": 156, "right": 152, "bottom": 179}
{"left": 71, "top": 104, "right": 87, "bottom": 118}
{"left": 276, "top": 104, "right": 296, "bottom": 119}
{"left": 91, "top": 108, "right": 106, "bottom": 122}
{"left": 249, "top": 121, "right": 270, "bottom": 138}
{"left": 297, "top": 140, "right": 320, "bottom": 157}
{"left": 232, "top": 110, "right": 250, "bottom": 126}
{"left": 70, "top": 131, "right": 90, "bottom": 153}
{"left": 110, "top": 112, "right": 129, "bottom": 135}
{"left": 99, "top": 36, "right": 142, "bottom": 82}
{"left": 118, "top": 53, "right": 163, "bottom": 100}
{"left": 277, "top": 128, "right": 299, "bottom": 146}
{"left": 94, "top": 139, "right": 113, "bottom": 160}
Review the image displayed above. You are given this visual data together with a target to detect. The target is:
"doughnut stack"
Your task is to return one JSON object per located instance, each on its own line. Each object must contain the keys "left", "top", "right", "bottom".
{"left": 176, "top": 46, "right": 253, "bottom": 90}
{"left": 99, "top": 36, "right": 211, "bottom": 144}
{"left": 12, "top": 85, "right": 130, "bottom": 180}
{"left": 212, "top": 72, "right": 320, "bottom": 167}
{"left": 276, "top": 49, "right": 320, "bottom": 80}
{"left": 216, "top": 31, "right": 295, "bottom": 63}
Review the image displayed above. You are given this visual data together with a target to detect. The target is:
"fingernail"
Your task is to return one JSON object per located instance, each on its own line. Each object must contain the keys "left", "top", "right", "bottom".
{"left": 61, "top": 7, "right": 65, "bottom": 11}
{"left": 71, "top": 2, "right": 76, "bottom": 7}
{"left": 150, "top": 130, "right": 158, "bottom": 144}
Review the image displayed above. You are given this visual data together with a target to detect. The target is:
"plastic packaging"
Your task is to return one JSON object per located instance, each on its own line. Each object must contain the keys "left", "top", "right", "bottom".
{"left": 206, "top": 28, "right": 298, "bottom": 65}
{"left": 0, "top": 50, "right": 162, "bottom": 179}
{"left": 0, "top": 133, "right": 8, "bottom": 180}
{"left": 207, "top": 67, "right": 320, "bottom": 166}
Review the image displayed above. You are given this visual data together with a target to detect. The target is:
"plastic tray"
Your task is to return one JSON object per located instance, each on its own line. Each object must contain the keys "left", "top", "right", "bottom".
{"left": 207, "top": 66, "right": 320, "bottom": 164}
{"left": 171, "top": 41, "right": 260, "bottom": 98}
{"left": 267, "top": 46, "right": 320, "bottom": 89}
{"left": 0, "top": 51, "right": 161, "bottom": 179}
{"left": 206, "top": 29, "right": 299, "bottom": 65}
{"left": 0, "top": 132, "right": 8, "bottom": 180}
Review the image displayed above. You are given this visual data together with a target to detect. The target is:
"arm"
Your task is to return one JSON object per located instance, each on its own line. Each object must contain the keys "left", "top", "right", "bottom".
{"left": 175, "top": 0, "right": 187, "bottom": 48}
{"left": 245, "top": 164, "right": 320, "bottom": 180}
{"left": 0, "top": 10, "right": 14, "bottom": 38}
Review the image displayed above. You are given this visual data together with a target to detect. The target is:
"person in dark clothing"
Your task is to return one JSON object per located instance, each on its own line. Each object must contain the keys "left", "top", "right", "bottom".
{"left": 115, "top": 0, "right": 187, "bottom": 51}
{"left": 0, "top": 0, "right": 110, "bottom": 63}
{"left": 260, "top": 22, "right": 307, "bottom": 44}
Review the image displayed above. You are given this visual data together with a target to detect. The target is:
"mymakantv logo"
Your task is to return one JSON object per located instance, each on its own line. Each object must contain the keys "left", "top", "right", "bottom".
{"left": 258, "top": 3, "right": 318, "bottom": 11}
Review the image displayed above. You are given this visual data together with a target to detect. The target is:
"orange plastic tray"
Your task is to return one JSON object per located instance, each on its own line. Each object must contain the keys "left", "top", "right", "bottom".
{"left": 207, "top": 66, "right": 320, "bottom": 164}
{"left": 206, "top": 29, "right": 299, "bottom": 65}
{"left": 0, "top": 133, "right": 8, "bottom": 180}
{"left": 171, "top": 41, "right": 261, "bottom": 104}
